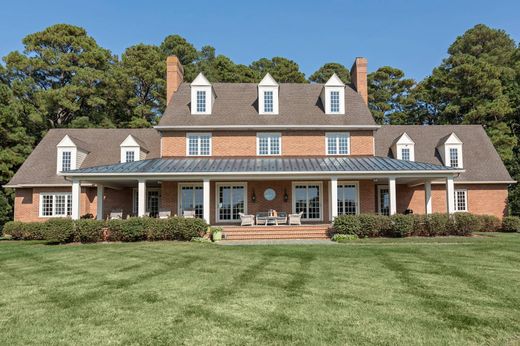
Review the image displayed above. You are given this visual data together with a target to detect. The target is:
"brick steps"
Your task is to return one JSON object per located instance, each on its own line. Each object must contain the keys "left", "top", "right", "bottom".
{"left": 222, "top": 225, "right": 330, "bottom": 240}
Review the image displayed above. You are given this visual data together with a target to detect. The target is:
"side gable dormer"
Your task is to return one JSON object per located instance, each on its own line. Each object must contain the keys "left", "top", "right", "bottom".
{"left": 56, "top": 135, "right": 89, "bottom": 173}
{"left": 437, "top": 132, "right": 463, "bottom": 168}
{"left": 258, "top": 73, "right": 279, "bottom": 115}
{"left": 191, "top": 73, "right": 214, "bottom": 115}
{"left": 392, "top": 132, "right": 415, "bottom": 161}
{"left": 120, "top": 135, "right": 148, "bottom": 163}
{"left": 321, "top": 73, "right": 345, "bottom": 115}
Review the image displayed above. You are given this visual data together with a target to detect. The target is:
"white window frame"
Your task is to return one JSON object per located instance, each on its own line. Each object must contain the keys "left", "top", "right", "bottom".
{"left": 39, "top": 192, "right": 72, "bottom": 217}
{"left": 454, "top": 189, "right": 468, "bottom": 212}
{"left": 196, "top": 90, "right": 206, "bottom": 113}
{"left": 325, "top": 132, "right": 350, "bottom": 155}
{"left": 401, "top": 147, "right": 410, "bottom": 161}
{"left": 449, "top": 147, "right": 460, "bottom": 168}
{"left": 178, "top": 183, "right": 204, "bottom": 218}
{"left": 337, "top": 181, "right": 360, "bottom": 215}
{"left": 186, "top": 133, "right": 212, "bottom": 156}
{"left": 377, "top": 185, "right": 390, "bottom": 216}
{"left": 263, "top": 90, "right": 274, "bottom": 113}
{"left": 215, "top": 182, "right": 248, "bottom": 223}
{"left": 256, "top": 132, "right": 282, "bottom": 156}
{"left": 132, "top": 188, "right": 161, "bottom": 215}
{"left": 292, "top": 181, "right": 323, "bottom": 221}
{"left": 61, "top": 151, "right": 72, "bottom": 172}
{"left": 125, "top": 150, "right": 135, "bottom": 163}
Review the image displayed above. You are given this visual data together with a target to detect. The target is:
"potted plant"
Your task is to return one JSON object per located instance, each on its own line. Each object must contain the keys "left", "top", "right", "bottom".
{"left": 211, "top": 227, "right": 223, "bottom": 242}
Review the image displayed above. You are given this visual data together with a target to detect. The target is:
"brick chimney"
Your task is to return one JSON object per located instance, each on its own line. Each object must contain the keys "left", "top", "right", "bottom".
{"left": 350, "top": 57, "right": 368, "bottom": 105}
{"left": 166, "top": 56, "right": 184, "bottom": 105}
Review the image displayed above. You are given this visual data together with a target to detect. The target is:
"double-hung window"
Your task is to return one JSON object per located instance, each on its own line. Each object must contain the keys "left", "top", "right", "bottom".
{"left": 61, "top": 151, "right": 71, "bottom": 172}
{"left": 196, "top": 90, "right": 206, "bottom": 113}
{"left": 401, "top": 148, "right": 410, "bottom": 161}
{"left": 40, "top": 193, "right": 72, "bottom": 217}
{"left": 454, "top": 189, "right": 467, "bottom": 212}
{"left": 125, "top": 151, "right": 135, "bottom": 163}
{"left": 337, "top": 183, "right": 358, "bottom": 215}
{"left": 326, "top": 132, "right": 349, "bottom": 155}
{"left": 264, "top": 91, "right": 273, "bottom": 113}
{"left": 187, "top": 133, "right": 211, "bottom": 156}
{"left": 330, "top": 91, "right": 340, "bottom": 113}
{"left": 257, "top": 133, "right": 281, "bottom": 156}
{"left": 449, "top": 148, "right": 459, "bottom": 167}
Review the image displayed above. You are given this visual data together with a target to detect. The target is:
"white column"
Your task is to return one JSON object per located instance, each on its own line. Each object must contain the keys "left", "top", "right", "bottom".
{"left": 138, "top": 179, "right": 146, "bottom": 217}
{"left": 71, "top": 179, "right": 81, "bottom": 220}
{"left": 446, "top": 176, "right": 455, "bottom": 214}
{"left": 389, "top": 177, "right": 397, "bottom": 215}
{"left": 424, "top": 180, "right": 432, "bottom": 214}
{"left": 96, "top": 184, "right": 104, "bottom": 220}
{"left": 203, "top": 179, "right": 210, "bottom": 224}
{"left": 330, "top": 177, "right": 338, "bottom": 220}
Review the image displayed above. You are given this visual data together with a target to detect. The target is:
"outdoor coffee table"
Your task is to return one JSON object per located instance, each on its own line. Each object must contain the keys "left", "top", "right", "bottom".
{"left": 265, "top": 216, "right": 278, "bottom": 226}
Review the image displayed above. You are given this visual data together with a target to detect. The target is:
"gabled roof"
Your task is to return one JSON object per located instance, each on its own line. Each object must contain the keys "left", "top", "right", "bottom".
{"left": 258, "top": 73, "right": 278, "bottom": 86}
{"left": 437, "top": 132, "right": 463, "bottom": 147}
{"left": 120, "top": 134, "right": 149, "bottom": 153}
{"left": 324, "top": 73, "right": 345, "bottom": 87}
{"left": 64, "top": 156, "right": 460, "bottom": 176}
{"left": 375, "top": 125, "right": 512, "bottom": 182}
{"left": 191, "top": 73, "right": 211, "bottom": 86}
{"left": 392, "top": 132, "right": 415, "bottom": 146}
{"left": 57, "top": 135, "right": 90, "bottom": 152}
{"left": 6, "top": 129, "right": 160, "bottom": 187}
{"left": 157, "top": 83, "right": 376, "bottom": 128}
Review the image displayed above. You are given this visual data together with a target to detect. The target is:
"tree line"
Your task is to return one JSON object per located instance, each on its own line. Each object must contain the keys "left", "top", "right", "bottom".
{"left": 1, "top": 23, "right": 520, "bottom": 228}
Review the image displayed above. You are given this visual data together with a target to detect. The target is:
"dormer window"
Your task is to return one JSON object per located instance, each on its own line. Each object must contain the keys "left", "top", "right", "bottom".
{"left": 120, "top": 135, "right": 148, "bottom": 163}
{"left": 258, "top": 73, "right": 279, "bottom": 115}
{"left": 61, "top": 151, "right": 72, "bottom": 172}
{"left": 56, "top": 135, "right": 89, "bottom": 173}
{"left": 322, "top": 74, "right": 345, "bottom": 115}
{"left": 191, "top": 73, "right": 213, "bottom": 115}
{"left": 437, "top": 132, "right": 463, "bottom": 168}
{"left": 392, "top": 132, "right": 415, "bottom": 161}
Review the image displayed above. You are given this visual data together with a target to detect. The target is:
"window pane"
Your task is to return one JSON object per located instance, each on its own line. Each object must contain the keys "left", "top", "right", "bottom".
{"left": 338, "top": 135, "right": 348, "bottom": 154}
{"left": 270, "top": 136, "right": 280, "bottom": 155}
{"left": 455, "top": 190, "right": 467, "bottom": 211}
{"left": 258, "top": 136, "right": 269, "bottom": 155}
{"left": 330, "top": 91, "right": 340, "bottom": 112}
{"left": 62, "top": 151, "right": 71, "bottom": 172}
{"left": 338, "top": 184, "right": 357, "bottom": 215}
{"left": 55, "top": 195, "right": 66, "bottom": 215}
{"left": 264, "top": 91, "right": 273, "bottom": 113}
{"left": 188, "top": 136, "right": 199, "bottom": 155}
{"left": 449, "top": 148, "right": 459, "bottom": 167}
{"left": 327, "top": 133, "right": 348, "bottom": 155}
{"left": 42, "top": 195, "right": 53, "bottom": 216}
{"left": 401, "top": 148, "right": 410, "bottom": 161}
{"left": 41, "top": 193, "right": 72, "bottom": 217}
{"left": 327, "top": 136, "right": 337, "bottom": 155}
{"left": 126, "top": 151, "right": 135, "bottom": 163}
{"left": 295, "top": 184, "right": 321, "bottom": 220}
{"left": 196, "top": 90, "right": 206, "bottom": 112}
{"left": 200, "top": 136, "right": 210, "bottom": 156}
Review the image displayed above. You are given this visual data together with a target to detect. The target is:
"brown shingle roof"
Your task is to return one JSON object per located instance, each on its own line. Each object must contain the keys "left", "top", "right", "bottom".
{"left": 6, "top": 128, "right": 160, "bottom": 186}
{"left": 157, "top": 83, "right": 376, "bottom": 128}
{"left": 375, "top": 125, "right": 513, "bottom": 182}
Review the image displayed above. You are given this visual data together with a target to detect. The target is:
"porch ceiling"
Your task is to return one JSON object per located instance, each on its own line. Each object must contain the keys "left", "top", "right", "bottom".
{"left": 63, "top": 156, "right": 462, "bottom": 178}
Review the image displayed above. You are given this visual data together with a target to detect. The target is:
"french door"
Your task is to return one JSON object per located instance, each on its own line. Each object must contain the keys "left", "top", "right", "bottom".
{"left": 337, "top": 183, "right": 358, "bottom": 215}
{"left": 378, "top": 185, "right": 390, "bottom": 216}
{"left": 179, "top": 184, "right": 203, "bottom": 218}
{"left": 217, "top": 183, "right": 246, "bottom": 222}
{"left": 293, "top": 183, "right": 322, "bottom": 221}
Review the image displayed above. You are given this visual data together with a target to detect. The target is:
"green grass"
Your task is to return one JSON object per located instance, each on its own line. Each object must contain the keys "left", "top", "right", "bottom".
{"left": 1, "top": 234, "right": 520, "bottom": 345}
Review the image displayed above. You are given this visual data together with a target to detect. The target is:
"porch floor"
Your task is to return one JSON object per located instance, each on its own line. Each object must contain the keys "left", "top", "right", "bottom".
{"left": 221, "top": 224, "right": 331, "bottom": 240}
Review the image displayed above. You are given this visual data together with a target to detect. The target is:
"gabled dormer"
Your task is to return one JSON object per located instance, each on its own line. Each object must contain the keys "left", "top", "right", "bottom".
{"left": 190, "top": 73, "right": 214, "bottom": 115}
{"left": 258, "top": 73, "right": 279, "bottom": 115}
{"left": 120, "top": 135, "right": 148, "bottom": 163}
{"left": 437, "top": 132, "right": 463, "bottom": 168}
{"left": 321, "top": 73, "right": 345, "bottom": 115}
{"left": 392, "top": 132, "right": 415, "bottom": 161}
{"left": 56, "top": 135, "right": 89, "bottom": 173}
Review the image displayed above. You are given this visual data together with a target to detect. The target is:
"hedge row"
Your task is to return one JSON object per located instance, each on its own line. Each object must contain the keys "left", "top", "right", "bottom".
{"left": 2, "top": 217, "right": 208, "bottom": 243}
{"left": 332, "top": 213, "right": 520, "bottom": 238}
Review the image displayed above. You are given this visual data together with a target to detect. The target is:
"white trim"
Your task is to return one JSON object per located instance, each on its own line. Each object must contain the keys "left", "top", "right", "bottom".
{"left": 291, "top": 181, "right": 323, "bottom": 221}
{"left": 177, "top": 182, "right": 203, "bottom": 216}
{"left": 325, "top": 132, "right": 350, "bottom": 155}
{"left": 377, "top": 185, "right": 389, "bottom": 215}
{"left": 388, "top": 177, "right": 397, "bottom": 215}
{"left": 186, "top": 132, "right": 212, "bottom": 156}
{"left": 446, "top": 176, "right": 455, "bottom": 214}
{"left": 154, "top": 125, "right": 381, "bottom": 130}
{"left": 337, "top": 180, "right": 360, "bottom": 215}
{"left": 38, "top": 192, "right": 72, "bottom": 218}
{"left": 215, "top": 182, "right": 248, "bottom": 223}
{"left": 256, "top": 132, "right": 282, "bottom": 156}
{"left": 132, "top": 187, "right": 161, "bottom": 215}
{"left": 454, "top": 188, "right": 468, "bottom": 212}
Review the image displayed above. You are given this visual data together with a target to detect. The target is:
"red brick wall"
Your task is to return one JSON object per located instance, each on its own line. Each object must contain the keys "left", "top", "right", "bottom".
{"left": 160, "top": 130, "right": 375, "bottom": 157}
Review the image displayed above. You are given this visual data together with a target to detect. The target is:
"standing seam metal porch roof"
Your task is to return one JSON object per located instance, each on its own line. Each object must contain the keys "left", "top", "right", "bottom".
{"left": 64, "top": 156, "right": 461, "bottom": 175}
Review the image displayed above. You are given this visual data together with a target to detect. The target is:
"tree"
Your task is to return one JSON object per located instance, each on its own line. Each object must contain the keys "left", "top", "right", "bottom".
{"left": 367, "top": 66, "right": 415, "bottom": 124}
{"left": 250, "top": 57, "right": 306, "bottom": 83}
{"left": 3, "top": 24, "right": 115, "bottom": 131}
{"left": 309, "top": 63, "right": 350, "bottom": 84}
{"left": 160, "top": 35, "right": 198, "bottom": 82}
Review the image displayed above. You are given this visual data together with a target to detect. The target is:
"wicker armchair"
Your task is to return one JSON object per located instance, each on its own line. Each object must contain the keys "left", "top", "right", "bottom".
{"left": 288, "top": 212, "right": 303, "bottom": 225}
{"left": 239, "top": 212, "right": 255, "bottom": 226}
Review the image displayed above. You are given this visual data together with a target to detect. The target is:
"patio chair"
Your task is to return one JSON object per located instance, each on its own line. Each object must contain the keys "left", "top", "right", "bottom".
{"left": 276, "top": 212, "right": 288, "bottom": 225}
{"left": 109, "top": 209, "right": 123, "bottom": 220}
{"left": 239, "top": 212, "right": 255, "bottom": 226}
{"left": 183, "top": 210, "right": 196, "bottom": 218}
{"left": 158, "top": 209, "right": 171, "bottom": 219}
{"left": 255, "top": 212, "right": 269, "bottom": 225}
{"left": 288, "top": 212, "right": 303, "bottom": 225}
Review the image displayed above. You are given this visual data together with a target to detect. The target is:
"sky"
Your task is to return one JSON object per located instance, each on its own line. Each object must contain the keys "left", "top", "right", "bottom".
{"left": 0, "top": 0, "right": 519, "bottom": 81}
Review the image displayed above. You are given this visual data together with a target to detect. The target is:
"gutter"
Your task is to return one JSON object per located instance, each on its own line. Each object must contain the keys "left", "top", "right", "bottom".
{"left": 153, "top": 124, "right": 381, "bottom": 131}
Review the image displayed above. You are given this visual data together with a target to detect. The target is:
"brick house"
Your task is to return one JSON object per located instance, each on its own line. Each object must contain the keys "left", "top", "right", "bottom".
{"left": 5, "top": 56, "right": 515, "bottom": 225}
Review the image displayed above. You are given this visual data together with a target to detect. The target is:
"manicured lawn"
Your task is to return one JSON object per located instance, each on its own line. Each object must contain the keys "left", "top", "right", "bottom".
{"left": 1, "top": 234, "right": 520, "bottom": 345}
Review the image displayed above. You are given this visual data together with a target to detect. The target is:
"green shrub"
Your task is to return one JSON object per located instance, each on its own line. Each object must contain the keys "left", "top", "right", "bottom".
{"left": 476, "top": 215, "right": 501, "bottom": 232}
{"left": 146, "top": 217, "right": 208, "bottom": 241}
{"left": 333, "top": 215, "right": 362, "bottom": 236}
{"left": 451, "top": 213, "right": 478, "bottom": 236}
{"left": 411, "top": 214, "right": 428, "bottom": 236}
{"left": 2, "top": 221, "right": 25, "bottom": 240}
{"left": 388, "top": 214, "right": 414, "bottom": 237}
{"left": 357, "top": 214, "right": 390, "bottom": 237}
{"left": 44, "top": 218, "right": 75, "bottom": 243}
{"left": 332, "top": 233, "right": 359, "bottom": 242}
{"left": 501, "top": 216, "right": 520, "bottom": 233}
{"left": 107, "top": 217, "right": 149, "bottom": 242}
{"left": 425, "top": 213, "right": 452, "bottom": 236}
{"left": 74, "top": 219, "right": 105, "bottom": 243}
